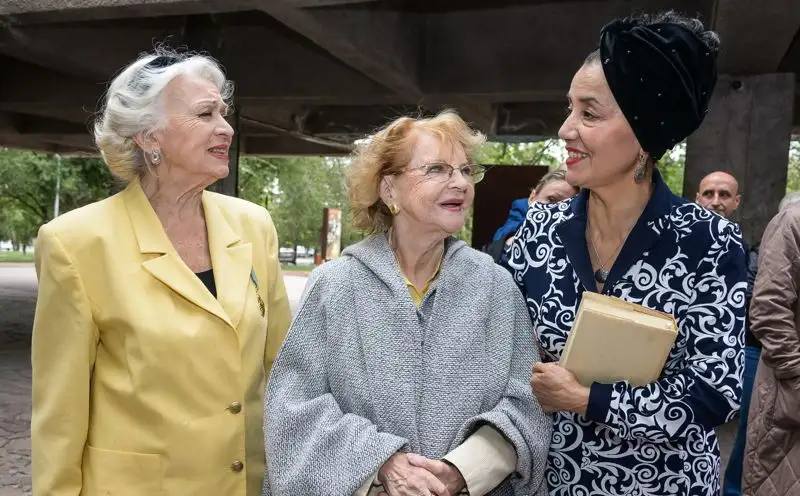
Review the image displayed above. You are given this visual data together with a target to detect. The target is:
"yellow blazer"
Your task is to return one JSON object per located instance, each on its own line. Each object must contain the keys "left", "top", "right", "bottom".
{"left": 30, "top": 179, "right": 292, "bottom": 496}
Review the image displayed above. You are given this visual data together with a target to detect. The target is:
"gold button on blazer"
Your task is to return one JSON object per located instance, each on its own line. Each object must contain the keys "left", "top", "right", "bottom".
{"left": 30, "top": 179, "right": 292, "bottom": 496}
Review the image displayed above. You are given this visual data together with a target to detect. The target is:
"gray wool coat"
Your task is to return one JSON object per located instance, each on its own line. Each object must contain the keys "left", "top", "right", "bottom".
{"left": 263, "top": 234, "right": 551, "bottom": 496}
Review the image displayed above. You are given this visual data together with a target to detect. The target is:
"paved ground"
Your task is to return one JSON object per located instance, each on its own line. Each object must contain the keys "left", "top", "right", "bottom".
{"left": 0, "top": 265, "right": 36, "bottom": 496}
{"left": 0, "top": 264, "right": 737, "bottom": 494}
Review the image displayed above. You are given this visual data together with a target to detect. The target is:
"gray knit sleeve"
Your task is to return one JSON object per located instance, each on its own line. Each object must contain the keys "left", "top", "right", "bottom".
{"left": 262, "top": 268, "right": 408, "bottom": 496}
{"left": 451, "top": 268, "right": 552, "bottom": 495}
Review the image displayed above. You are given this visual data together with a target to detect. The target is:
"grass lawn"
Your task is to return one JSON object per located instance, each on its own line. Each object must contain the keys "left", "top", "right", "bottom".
{"left": 281, "top": 263, "right": 315, "bottom": 272}
{"left": 0, "top": 251, "right": 34, "bottom": 263}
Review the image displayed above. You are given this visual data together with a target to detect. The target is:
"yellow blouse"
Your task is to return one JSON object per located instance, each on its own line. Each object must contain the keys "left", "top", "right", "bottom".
{"left": 402, "top": 263, "right": 441, "bottom": 306}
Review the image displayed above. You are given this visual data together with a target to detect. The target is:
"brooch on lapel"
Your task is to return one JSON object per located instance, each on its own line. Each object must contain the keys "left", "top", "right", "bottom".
{"left": 250, "top": 268, "right": 266, "bottom": 317}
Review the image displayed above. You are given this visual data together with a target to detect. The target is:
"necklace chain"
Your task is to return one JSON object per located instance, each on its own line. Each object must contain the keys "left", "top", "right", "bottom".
{"left": 387, "top": 227, "right": 445, "bottom": 278}
{"left": 587, "top": 219, "right": 633, "bottom": 283}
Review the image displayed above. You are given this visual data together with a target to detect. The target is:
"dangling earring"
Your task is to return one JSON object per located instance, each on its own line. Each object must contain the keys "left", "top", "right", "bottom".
{"left": 633, "top": 151, "right": 648, "bottom": 183}
{"left": 388, "top": 203, "right": 400, "bottom": 215}
{"left": 151, "top": 149, "right": 161, "bottom": 165}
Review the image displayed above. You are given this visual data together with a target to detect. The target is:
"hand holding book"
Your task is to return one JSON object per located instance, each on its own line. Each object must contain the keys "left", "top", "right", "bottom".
{"left": 531, "top": 362, "right": 590, "bottom": 415}
{"left": 560, "top": 292, "right": 678, "bottom": 387}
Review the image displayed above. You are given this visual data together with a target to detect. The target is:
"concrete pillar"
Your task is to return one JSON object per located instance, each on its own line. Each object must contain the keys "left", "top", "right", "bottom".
{"left": 684, "top": 74, "right": 795, "bottom": 246}
{"left": 210, "top": 104, "right": 241, "bottom": 197}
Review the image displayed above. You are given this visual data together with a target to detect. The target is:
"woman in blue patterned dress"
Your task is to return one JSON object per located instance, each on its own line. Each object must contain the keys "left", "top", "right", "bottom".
{"left": 505, "top": 11, "right": 747, "bottom": 496}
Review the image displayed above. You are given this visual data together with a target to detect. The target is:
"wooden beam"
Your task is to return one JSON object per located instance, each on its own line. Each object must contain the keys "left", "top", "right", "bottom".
{"left": 299, "top": 102, "right": 564, "bottom": 138}
{"left": 0, "top": 0, "right": 256, "bottom": 23}
{"left": 242, "top": 115, "right": 354, "bottom": 151}
{"left": 420, "top": 97, "right": 497, "bottom": 133}
{"left": 253, "top": 1, "right": 422, "bottom": 97}
{"left": 0, "top": 26, "right": 107, "bottom": 80}
{"left": 0, "top": 133, "right": 94, "bottom": 148}
{"left": 494, "top": 102, "right": 566, "bottom": 136}
{"left": 11, "top": 114, "right": 91, "bottom": 135}
{"left": 288, "top": 0, "right": 382, "bottom": 6}
{"left": 422, "top": 0, "right": 709, "bottom": 96}
{"left": 244, "top": 135, "right": 352, "bottom": 155}
{"left": 715, "top": 0, "right": 800, "bottom": 74}
{"left": 0, "top": 58, "right": 104, "bottom": 107}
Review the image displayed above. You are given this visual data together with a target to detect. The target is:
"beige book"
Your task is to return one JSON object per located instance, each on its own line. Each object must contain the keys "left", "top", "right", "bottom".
{"left": 560, "top": 292, "right": 679, "bottom": 387}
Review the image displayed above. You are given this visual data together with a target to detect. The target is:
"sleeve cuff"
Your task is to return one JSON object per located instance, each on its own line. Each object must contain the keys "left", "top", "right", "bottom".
{"left": 586, "top": 382, "right": 613, "bottom": 422}
{"left": 442, "top": 425, "right": 517, "bottom": 496}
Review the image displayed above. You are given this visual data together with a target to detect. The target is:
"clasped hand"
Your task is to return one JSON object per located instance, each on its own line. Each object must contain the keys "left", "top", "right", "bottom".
{"left": 377, "top": 452, "right": 466, "bottom": 496}
{"left": 530, "top": 362, "right": 590, "bottom": 415}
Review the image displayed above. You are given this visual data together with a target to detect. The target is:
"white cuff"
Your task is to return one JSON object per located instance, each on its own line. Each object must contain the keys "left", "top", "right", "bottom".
{"left": 442, "top": 425, "right": 518, "bottom": 496}
{"left": 354, "top": 471, "right": 379, "bottom": 496}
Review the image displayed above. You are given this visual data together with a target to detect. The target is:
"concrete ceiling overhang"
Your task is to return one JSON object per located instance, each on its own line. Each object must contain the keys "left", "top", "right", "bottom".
{"left": 0, "top": 0, "right": 798, "bottom": 155}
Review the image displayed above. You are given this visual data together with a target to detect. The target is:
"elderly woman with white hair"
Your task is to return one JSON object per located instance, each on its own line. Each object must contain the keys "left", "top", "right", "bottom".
{"left": 30, "top": 50, "right": 291, "bottom": 496}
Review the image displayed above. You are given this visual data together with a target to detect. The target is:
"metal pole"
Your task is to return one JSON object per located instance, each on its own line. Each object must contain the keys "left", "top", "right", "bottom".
{"left": 53, "top": 154, "right": 61, "bottom": 219}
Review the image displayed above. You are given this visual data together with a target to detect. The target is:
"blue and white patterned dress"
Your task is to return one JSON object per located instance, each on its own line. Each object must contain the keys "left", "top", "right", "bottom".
{"left": 505, "top": 171, "right": 746, "bottom": 496}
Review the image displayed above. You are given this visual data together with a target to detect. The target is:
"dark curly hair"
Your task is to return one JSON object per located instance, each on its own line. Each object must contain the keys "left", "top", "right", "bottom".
{"left": 584, "top": 10, "right": 720, "bottom": 65}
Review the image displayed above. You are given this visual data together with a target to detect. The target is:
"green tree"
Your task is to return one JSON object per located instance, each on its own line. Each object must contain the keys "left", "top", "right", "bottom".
{"left": 786, "top": 141, "right": 800, "bottom": 193}
{"left": 0, "top": 204, "right": 38, "bottom": 252}
{"left": 238, "top": 156, "right": 361, "bottom": 252}
{"left": 0, "top": 148, "right": 115, "bottom": 249}
{"left": 475, "top": 140, "right": 564, "bottom": 167}
{"left": 0, "top": 148, "right": 114, "bottom": 224}
{"left": 659, "top": 142, "right": 686, "bottom": 196}
{"left": 238, "top": 156, "right": 280, "bottom": 209}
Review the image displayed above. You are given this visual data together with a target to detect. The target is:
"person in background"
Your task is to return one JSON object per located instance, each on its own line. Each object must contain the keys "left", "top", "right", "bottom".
{"left": 492, "top": 167, "right": 577, "bottom": 243}
{"left": 485, "top": 168, "right": 578, "bottom": 262}
{"left": 505, "top": 11, "right": 746, "bottom": 496}
{"left": 30, "top": 49, "right": 291, "bottom": 496}
{"left": 742, "top": 191, "right": 800, "bottom": 496}
{"left": 695, "top": 170, "right": 741, "bottom": 219}
{"left": 263, "top": 110, "right": 550, "bottom": 496}
{"left": 696, "top": 170, "right": 751, "bottom": 496}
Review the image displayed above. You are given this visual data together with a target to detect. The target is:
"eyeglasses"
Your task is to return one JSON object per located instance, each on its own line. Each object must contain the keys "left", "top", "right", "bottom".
{"left": 403, "top": 162, "right": 488, "bottom": 184}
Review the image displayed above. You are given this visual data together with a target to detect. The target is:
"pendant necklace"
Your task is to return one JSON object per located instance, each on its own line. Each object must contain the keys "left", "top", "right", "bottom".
{"left": 587, "top": 220, "right": 631, "bottom": 284}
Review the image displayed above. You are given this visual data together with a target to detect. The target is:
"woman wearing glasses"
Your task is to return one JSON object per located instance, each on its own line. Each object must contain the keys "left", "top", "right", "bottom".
{"left": 263, "top": 111, "right": 551, "bottom": 496}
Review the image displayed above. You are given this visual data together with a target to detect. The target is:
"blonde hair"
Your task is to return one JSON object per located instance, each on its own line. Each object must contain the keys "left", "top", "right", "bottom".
{"left": 533, "top": 167, "right": 577, "bottom": 197}
{"left": 93, "top": 47, "right": 233, "bottom": 182}
{"left": 347, "top": 110, "right": 486, "bottom": 234}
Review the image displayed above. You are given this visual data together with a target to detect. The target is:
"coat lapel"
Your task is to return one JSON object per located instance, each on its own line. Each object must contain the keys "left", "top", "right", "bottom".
{"left": 603, "top": 171, "right": 673, "bottom": 289}
{"left": 557, "top": 171, "right": 674, "bottom": 293}
{"left": 203, "top": 193, "right": 252, "bottom": 331}
{"left": 555, "top": 191, "right": 598, "bottom": 292}
{"left": 121, "top": 180, "right": 247, "bottom": 328}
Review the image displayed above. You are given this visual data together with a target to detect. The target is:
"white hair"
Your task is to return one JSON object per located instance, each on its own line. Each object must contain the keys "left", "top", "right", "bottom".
{"left": 93, "top": 47, "right": 234, "bottom": 182}
{"left": 780, "top": 191, "right": 800, "bottom": 212}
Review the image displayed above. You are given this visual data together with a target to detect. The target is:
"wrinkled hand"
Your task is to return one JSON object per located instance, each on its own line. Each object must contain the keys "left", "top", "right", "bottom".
{"left": 531, "top": 362, "right": 590, "bottom": 415}
{"left": 377, "top": 453, "right": 449, "bottom": 496}
{"left": 406, "top": 453, "right": 466, "bottom": 495}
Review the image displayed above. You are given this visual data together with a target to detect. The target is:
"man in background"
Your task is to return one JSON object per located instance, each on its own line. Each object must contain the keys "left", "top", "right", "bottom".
{"left": 694, "top": 171, "right": 751, "bottom": 496}
{"left": 696, "top": 171, "right": 741, "bottom": 218}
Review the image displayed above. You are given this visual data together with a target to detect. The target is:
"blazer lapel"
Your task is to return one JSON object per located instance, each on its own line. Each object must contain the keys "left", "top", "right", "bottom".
{"left": 203, "top": 193, "right": 252, "bottom": 331}
{"left": 121, "top": 180, "right": 232, "bottom": 327}
{"left": 556, "top": 171, "right": 674, "bottom": 293}
{"left": 603, "top": 171, "right": 673, "bottom": 289}
{"left": 556, "top": 191, "right": 598, "bottom": 292}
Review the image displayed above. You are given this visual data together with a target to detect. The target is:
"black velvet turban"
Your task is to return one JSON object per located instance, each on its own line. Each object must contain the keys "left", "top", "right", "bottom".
{"left": 599, "top": 18, "right": 718, "bottom": 160}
